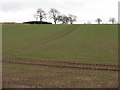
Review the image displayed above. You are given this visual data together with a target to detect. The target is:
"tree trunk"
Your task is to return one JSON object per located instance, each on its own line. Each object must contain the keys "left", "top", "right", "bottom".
{"left": 40, "top": 17, "right": 42, "bottom": 24}
{"left": 54, "top": 20, "right": 56, "bottom": 24}
{"left": 112, "top": 21, "right": 114, "bottom": 24}
{"left": 98, "top": 22, "right": 100, "bottom": 24}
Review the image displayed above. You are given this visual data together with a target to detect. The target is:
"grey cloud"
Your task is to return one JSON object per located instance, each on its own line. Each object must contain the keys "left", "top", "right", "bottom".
{"left": 0, "top": 0, "right": 119, "bottom": 23}
{"left": 0, "top": 2, "right": 24, "bottom": 12}
{"left": 0, "top": 0, "right": 65, "bottom": 12}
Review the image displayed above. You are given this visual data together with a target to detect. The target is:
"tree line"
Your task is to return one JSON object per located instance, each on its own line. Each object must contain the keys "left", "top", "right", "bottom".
{"left": 34, "top": 8, "right": 77, "bottom": 24}
{"left": 34, "top": 8, "right": 116, "bottom": 24}
{"left": 96, "top": 18, "right": 116, "bottom": 24}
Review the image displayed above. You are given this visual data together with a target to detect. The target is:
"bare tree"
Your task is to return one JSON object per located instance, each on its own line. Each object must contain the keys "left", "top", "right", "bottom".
{"left": 109, "top": 18, "right": 116, "bottom": 24}
{"left": 63, "top": 15, "right": 69, "bottom": 24}
{"left": 36, "top": 8, "right": 46, "bottom": 23}
{"left": 56, "top": 15, "right": 63, "bottom": 24}
{"left": 57, "top": 14, "right": 69, "bottom": 24}
{"left": 49, "top": 8, "right": 60, "bottom": 24}
{"left": 68, "top": 14, "right": 77, "bottom": 24}
{"left": 96, "top": 18, "right": 102, "bottom": 24}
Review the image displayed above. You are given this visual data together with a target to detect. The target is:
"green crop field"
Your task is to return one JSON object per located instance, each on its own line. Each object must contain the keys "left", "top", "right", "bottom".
{"left": 3, "top": 24, "right": 118, "bottom": 65}
{"left": 2, "top": 24, "right": 118, "bottom": 88}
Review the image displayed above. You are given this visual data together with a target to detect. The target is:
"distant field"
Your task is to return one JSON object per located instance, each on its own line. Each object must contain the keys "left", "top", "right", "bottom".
{"left": 2, "top": 24, "right": 118, "bottom": 88}
{"left": 3, "top": 24, "right": 118, "bottom": 64}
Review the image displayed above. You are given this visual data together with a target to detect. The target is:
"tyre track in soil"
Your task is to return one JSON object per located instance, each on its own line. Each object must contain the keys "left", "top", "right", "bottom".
{"left": 41, "top": 25, "right": 79, "bottom": 44}
{"left": 3, "top": 60, "right": 119, "bottom": 72}
{"left": 27, "top": 25, "right": 80, "bottom": 50}
{"left": 3, "top": 55, "right": 119, "bottom": 67}
{"left": 10, "top": 25, "right": 79, "bottom": 50}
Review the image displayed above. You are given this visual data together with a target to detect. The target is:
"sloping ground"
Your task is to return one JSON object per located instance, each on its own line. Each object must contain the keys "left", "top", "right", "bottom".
{"left": 2, "top": 24, "right": 118, "bottom": 88}
{"left": 3, "top": 24, "right": 118, "bottom": 65}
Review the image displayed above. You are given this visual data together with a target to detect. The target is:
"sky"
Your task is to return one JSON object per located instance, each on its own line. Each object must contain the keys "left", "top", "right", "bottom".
{"left": 0, "top": 0, "right": 119, "bottom": 24}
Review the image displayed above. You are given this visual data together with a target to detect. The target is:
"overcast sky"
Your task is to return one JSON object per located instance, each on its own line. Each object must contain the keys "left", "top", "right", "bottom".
{"left": 0, "top": 0, "right": 119, "bottom": 24}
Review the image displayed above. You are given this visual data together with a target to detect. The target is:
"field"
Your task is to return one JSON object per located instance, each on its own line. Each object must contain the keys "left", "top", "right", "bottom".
{"left": 2, "top": 24, "right": 118, "bottom": 88}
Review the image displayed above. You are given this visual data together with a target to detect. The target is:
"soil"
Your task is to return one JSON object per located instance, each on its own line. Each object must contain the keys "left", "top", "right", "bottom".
{"left": 2, "top": 57, "right": 119, "bottom": 88}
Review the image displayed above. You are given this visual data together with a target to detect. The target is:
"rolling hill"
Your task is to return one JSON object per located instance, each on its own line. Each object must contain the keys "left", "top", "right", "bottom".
{"left": 3, "top": 24, "right": 118, "bottom": 65}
